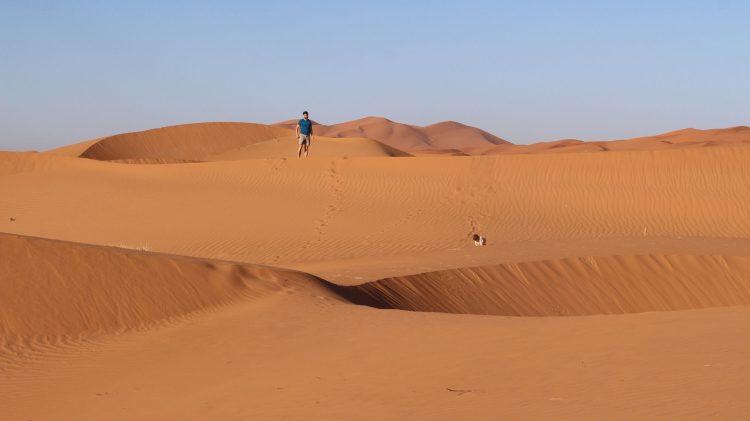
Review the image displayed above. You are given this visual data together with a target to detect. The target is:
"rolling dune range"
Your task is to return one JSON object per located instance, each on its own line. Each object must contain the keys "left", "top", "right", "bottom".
{"left": 2, "top": 119, "right": 750, "bottom": 419}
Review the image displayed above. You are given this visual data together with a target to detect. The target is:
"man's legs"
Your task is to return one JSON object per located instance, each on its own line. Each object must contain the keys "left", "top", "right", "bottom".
{"left": 298, "top": 135, "right": 309, "bottom": 158}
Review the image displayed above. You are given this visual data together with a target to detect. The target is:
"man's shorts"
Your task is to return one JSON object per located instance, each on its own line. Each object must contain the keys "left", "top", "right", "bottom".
{"left": 299, "top": 134, "right": 310, "bottom": 145}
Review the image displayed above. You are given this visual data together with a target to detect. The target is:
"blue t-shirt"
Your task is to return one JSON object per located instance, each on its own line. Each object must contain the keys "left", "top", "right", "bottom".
{"left": 298, "top": 118, "right": 312, "bottom": 135}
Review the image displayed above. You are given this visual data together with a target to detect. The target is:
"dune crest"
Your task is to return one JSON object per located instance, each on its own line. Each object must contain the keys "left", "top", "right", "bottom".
{"left": 338, "top": 254, "right": 750, "bottom": 316}
{"left": 0, "top": 233, "right": 321, "bottom": 348}
{"left": 78, "top": 122, "right": 291, "bottom": 161}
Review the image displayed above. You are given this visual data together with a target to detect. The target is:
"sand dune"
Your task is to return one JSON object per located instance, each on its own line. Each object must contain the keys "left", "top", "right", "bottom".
{"left": 0, "top": 233, "right": 298, "bottom": 347}
{"left": 275, "top": 116, "right": 508, "bottom": 153}
{"left": 3, "top": 120, "right": 750, "bottom": 418}
{"left": 484, "top": 126, "right": 750, "bottom": 155}
{"left": 339, "top": 254, "right": 750, "bottom": 316}
{"left": 2, "top": 145, "right": 748, "bottom": 277}
{"left": 78, "top": 122, "right": 292, "bottom": 161}
{"left": 59, "top": 122, "right": 411, "bottom": 161}
{"left": 45, "top": 137, "right": 104, "bottom": 157}
{"left": 2, "top": 233, "right": 750, "bottom": 419}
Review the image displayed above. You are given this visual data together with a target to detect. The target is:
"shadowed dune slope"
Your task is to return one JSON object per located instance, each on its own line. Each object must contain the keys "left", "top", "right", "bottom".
{"left": 421, "top": 120, "right": 508, "bottom": 151}
{"left": 0, "top": 233, "right": 328, "bottom": 346}
{"left": 79, "top": 122, "right": 293, "bottom": 161}
{"left": 338, "top": 254, "right": 750, "bottom": 316}
{"left": 45, "top": 138, "right": 104, "bottom": 157}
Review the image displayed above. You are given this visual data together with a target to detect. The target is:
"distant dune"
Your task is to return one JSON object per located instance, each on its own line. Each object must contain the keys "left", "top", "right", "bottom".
{"left": 484, "top": 126, "right": 750, "bottom": 155}
{"left": 275, "top": 116, "right": 509, "bottom": 153}
{"left": 50, "top": 120, "right": 750, "bottom": 163}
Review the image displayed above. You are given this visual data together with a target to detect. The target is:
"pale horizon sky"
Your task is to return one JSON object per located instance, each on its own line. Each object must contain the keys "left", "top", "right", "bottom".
{"left": 2, "top": 0, "right": 749, "bottom": 151}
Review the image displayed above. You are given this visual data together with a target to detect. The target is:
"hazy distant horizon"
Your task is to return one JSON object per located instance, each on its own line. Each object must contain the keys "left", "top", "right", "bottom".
{"left": 2, "top": 1, "right": 749, "bottom": 151}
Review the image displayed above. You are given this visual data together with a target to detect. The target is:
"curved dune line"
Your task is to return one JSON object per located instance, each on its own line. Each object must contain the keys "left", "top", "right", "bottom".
{"left": 0, "top": 233, "right": 321, "bottom": 348}
{"left": 336, "top": 254, "right": 750, "bottom": 316}
{"left": 74, "top": 122, "right": 412, "bottom": 162}
{"left": 79, "top": 122, "right": 294, "bottom": 161}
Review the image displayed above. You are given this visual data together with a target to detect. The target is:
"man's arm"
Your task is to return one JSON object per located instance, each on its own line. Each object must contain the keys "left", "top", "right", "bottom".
{"left": 309, "top": 124, "right": 313, "bottom": 142}
{"left": 296, "top": 124, "right": 300, "bottom": 137}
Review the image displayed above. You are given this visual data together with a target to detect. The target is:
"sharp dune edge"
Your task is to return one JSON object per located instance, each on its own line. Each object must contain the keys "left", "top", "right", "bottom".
{"left": 0, "top": 233, "right": 312, "bottom": 345}
{"left": 341, "top": 254, "right": 750, "bottom": 316}
{"left": 3, "top": 120, "right": 750, "bottom": 419}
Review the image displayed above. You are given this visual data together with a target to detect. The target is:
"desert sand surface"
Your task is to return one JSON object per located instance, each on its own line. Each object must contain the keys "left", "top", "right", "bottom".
{"left": 2, "top": 120, "right": 750, "bottom": 419}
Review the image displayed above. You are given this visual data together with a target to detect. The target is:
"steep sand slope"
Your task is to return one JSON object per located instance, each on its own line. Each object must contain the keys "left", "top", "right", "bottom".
{"left": 340, "top": 254, "right": 750, "bottom": 316}
{"left": 0, "top": 233, "right": 312, "bottom": 347}
{"left": 2, "top": 234, "right": 750, "bottom": 419}
{"left": 1, "top": 146, "right": 749, "bottom": 282}
{"left": 45, "top": 137, "right": 104, "bottom": 157}
{"left": 484, "top": 126, "right": 750, "bottom": 155}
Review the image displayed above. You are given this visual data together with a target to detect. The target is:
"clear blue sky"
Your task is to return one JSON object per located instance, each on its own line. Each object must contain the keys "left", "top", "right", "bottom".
{"left": 1, "top": 0, "right": 748, "bottom": 150}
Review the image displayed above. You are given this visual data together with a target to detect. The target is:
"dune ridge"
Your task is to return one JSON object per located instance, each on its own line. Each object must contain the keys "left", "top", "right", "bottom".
{"left": 4, "top": 119, "right": 750, "bottom": 419}
{"left": 0, "top": 232, "right": 320, "bottom": 349}
{"left": 337, "top": 254, "right": 750, "bottom": 316}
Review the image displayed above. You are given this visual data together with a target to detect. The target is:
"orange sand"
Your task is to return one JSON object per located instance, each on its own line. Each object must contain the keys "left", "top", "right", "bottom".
{"left": 2, "top": 119, "right": 750, "bottom": 419}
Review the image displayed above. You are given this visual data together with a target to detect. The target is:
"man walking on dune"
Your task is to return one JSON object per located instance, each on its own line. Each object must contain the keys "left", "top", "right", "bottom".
{"left": 296, "top": 111, "right": 313, "bottom": 158}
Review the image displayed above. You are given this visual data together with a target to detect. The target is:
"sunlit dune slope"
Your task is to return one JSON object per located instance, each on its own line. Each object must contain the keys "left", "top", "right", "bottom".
{"left": 1, "top": 145, "right": 749, "bottom": 282}
{"left": 78, "top": 122, "right": 292, "bottom": 161}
